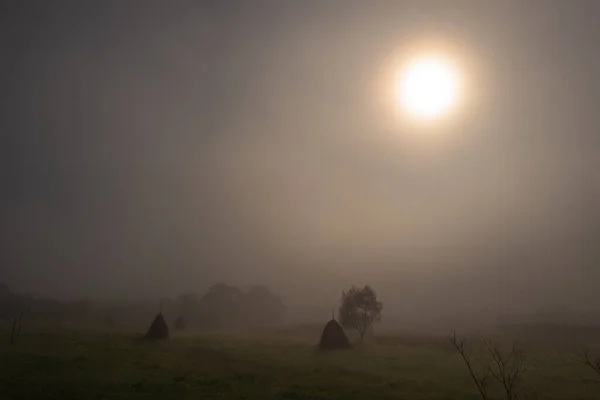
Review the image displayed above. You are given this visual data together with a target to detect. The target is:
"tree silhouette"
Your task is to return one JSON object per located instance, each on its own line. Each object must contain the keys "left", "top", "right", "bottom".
{"left": 243, "top": 285, "right": 285, "bottom": 326}
{"left": 339, "top": 285, "right": 382, "bottom": 343}
{"left": 450, "top": 332, "right": 526, "bottom": 400}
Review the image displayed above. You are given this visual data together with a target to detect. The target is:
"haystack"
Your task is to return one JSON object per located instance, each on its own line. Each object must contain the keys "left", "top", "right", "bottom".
{"left": 174, "top": 315, "right": 186, "bottom": 331}
{"left": 145, "top": 313, "right": 169, "bottom": 339}
{"left": 319, "top": 319, "right": 351, "bottom": 350}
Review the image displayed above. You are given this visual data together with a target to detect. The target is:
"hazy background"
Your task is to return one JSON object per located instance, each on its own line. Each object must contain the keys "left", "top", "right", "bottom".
{"left": 2, "top": 1, "right": 599, "bottom": 330}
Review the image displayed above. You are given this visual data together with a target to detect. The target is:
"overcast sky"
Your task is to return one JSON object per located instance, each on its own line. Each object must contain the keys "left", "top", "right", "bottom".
{"left": 1, "top": 1, "right": 599, "bottom": 321}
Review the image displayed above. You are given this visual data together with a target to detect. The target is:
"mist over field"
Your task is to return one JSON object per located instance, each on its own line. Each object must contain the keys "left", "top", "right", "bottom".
{"left": 2, "top": 1, "right": 599, "bottom": 334}
{"left": 4, "top": 2, "right": 600, "bottom": 399}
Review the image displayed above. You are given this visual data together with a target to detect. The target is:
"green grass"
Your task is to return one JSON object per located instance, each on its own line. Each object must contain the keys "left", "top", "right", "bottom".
{"left": 2, "top": 326, "right": 600, "bottom": 399}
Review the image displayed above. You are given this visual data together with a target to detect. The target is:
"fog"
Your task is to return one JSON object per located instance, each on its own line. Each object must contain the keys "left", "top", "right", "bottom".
{"left": 2, "top": 1, "right": 599, "bottom": 331}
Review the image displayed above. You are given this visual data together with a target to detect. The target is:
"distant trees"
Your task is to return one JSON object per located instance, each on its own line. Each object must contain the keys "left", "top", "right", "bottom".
{"left": 197, "top": 283, "right": 285, "bottom": 329}
{"left": 0, "top": 283, "right": 32, "bottom": 320}
{"left": 198, "top": 283, "right": 243, "bottom": 327}
{"left": 339, "top": 285, "right": 383, "bottom": 343}
{"left": 0, "top": 281, "right": 285, "bottom": 330}
{"left": 242, "top": 285, "right": 285, "bottom": 326}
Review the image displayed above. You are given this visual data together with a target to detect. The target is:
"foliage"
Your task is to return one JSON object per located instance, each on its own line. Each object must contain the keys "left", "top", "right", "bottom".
{"left": 339, "top": 285, "right": 382, "bottom": 343}
{"left": 242, "top": 285, "right": 285, "bottom": 326}
{"left": 0, "top": 282, "right": 285, "bottom": 330}
{"left": 197, "top": 283, "right": 284, "bottom": 329}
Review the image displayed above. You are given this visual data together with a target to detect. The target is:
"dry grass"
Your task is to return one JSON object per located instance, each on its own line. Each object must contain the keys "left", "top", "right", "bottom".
{"left": 1, "top": 323, "right": 600, "bottom": 399}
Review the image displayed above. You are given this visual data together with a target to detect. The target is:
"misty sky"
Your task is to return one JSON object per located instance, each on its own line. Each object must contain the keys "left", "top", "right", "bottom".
{"left": 2, "top": 1, "right": 599, "bottom": 319}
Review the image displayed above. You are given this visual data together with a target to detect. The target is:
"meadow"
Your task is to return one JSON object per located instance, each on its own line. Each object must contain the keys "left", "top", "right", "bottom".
{"left": 2, "top": 323, "right": 600, "bottom": 400}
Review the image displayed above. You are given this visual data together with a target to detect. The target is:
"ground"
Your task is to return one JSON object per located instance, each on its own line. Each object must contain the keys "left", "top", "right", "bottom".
{"left": 2, "top": 324, "right": 600, "bottom": 399}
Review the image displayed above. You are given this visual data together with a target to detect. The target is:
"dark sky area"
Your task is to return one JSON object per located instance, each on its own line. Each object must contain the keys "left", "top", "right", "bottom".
{"left": 1, "top": 1, "right": 599, "bottom": 324}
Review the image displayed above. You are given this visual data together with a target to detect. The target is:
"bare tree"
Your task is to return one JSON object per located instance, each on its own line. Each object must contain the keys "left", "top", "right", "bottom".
{"left": 10, "top": 312, "right": 23, "bottom": 345}
{"left": 574, "top": 348, "right": 600, "bottom": 384}
{"left": 451, "top": 332, "right": 526, "bottom": 400}
{"left": 10, "top": 316, "right": 17, "bottom": 345}
{"left": 484, "top": 340, "right": 526, "bottom": 400}
{"left": 16, "top": 311, "right": 24, "bottom": 340}
{"left": 450, "top": 331, "right": 490, "bottom": 400}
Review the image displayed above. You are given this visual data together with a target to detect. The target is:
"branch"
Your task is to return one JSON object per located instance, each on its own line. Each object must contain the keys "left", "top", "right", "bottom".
{"left": 450, "top": 332, "right": 488, "bottom": 400}
{"left": 483, "top": 340, "right": 525, "bottom": 400}
{"left": 575, "top": 348, "right": 600, "bottom": 382}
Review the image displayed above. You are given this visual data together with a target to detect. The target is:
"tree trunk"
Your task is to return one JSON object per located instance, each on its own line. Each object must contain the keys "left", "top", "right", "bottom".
{"left": 10, "top": 317, "right": 17, "bottom": 344}
{"left": 16, "top": 312, "right": 24, "bottom": 340}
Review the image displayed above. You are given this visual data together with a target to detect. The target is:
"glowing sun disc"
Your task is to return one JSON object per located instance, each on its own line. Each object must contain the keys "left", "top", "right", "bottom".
{"left": 397, "top": 56, "right": 460, "bottom": 120}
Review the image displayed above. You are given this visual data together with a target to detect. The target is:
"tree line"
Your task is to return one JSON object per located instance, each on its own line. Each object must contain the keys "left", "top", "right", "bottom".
{"left": 0, "top": 282, "right": 285, "bottom": 330}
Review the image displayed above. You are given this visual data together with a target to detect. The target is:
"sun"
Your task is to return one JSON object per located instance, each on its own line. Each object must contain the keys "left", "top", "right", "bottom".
{"left": 397, "top": 55, "right": 461, "bottom": 120}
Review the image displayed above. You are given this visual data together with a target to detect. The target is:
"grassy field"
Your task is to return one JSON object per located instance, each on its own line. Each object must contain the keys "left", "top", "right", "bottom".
{"left": 2, "top": 324, "right": 600, "bottom": 399}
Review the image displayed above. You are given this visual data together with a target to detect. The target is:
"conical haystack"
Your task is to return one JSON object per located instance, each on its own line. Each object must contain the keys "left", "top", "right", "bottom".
{"left": 145, "top": 313, "right": 169, "bottom": 339}
{"left": 174, "top": 315, "right": 186, "bottom": 331}
{"left": 319, "top": 319, "right": 351, "bottom": 350}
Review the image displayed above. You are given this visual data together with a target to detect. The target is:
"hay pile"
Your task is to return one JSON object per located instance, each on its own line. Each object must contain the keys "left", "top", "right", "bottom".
{"left": 145, "top": 313, "right": 169, "bottom": 339}
{"left": 318, "top": 319, "right": 351, "bottom": 350}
